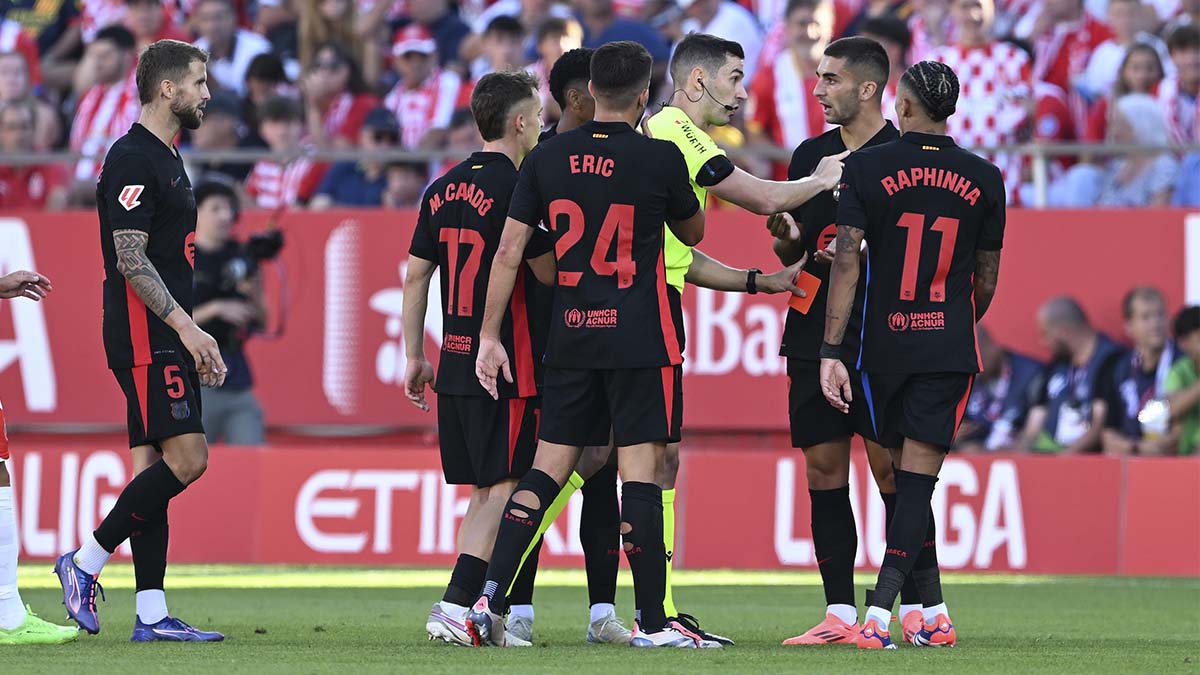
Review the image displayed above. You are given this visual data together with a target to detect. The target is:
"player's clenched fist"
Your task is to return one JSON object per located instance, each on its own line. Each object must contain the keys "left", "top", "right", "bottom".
{"left": 811, "top": 150, "right": 851, "bottom": 191}
{"left": 404, "top": 358, "right": 435, "bottom": 411}
{"left": 179, "top": 323, "right": 226, "bottom": 388}
{"left": 819, "top": 357, "right": 852, "bottom": 414}
{"left": 475, "top": 336, "right": 512, "bottom": 401}
{"left": 765, "top": 212, "right": 800, "bottom": 241}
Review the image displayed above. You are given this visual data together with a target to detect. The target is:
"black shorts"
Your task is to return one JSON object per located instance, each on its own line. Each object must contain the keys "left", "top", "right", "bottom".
{"left": 112, "top": 363, "right": 204, "bottom": 449}
{"left": 861, "top": 372, "right": 975, "bottom": 450}
{"left": 437, "top": 394, "right": 539, "bottom": 487}
{"left": 540, "top": 366, "right": 682, "bottom": 447}
{"left": 787, "top": 358, "right": 876, "bottom": 448}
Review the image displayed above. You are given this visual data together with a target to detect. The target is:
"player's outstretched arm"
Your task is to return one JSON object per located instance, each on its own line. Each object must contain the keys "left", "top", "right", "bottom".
{"left": 0, "top": 270, "right": 52, "bottom": 301}
{"left": 685, "top": 248, "right": 806, "bottom": 296}
{"left": 819, "top": 225, "right": 865, "bottom": 414}
{"left": 113, "top": 229, "right": 227, "bottom": 388}
{"left": 710, "top": 152, "right": 847, "bottom": 215}
{"left": 402, "top": 255, "right": 438, "bottom": 411}
{"left": 476, "top": 217, "right": 535, "bottom": 399}
{"left": 973, "top": 249, "right": 1001, "bottom": 321}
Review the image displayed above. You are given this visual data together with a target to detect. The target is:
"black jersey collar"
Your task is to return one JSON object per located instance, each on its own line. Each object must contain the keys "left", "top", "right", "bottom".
{"left": 467, "top": 151, "right": 509, "bottom": 164}
{"left": 900, "top": 131, "right": 956, "bottom": 148}
{"left": 130, "top": 122, "right": 180, "bottom": 156}
{"left": 869, "top": 120, "right": 899, "bottom": 145}
{"left": 582, "top": 120, "right": 634, "bottom": 134}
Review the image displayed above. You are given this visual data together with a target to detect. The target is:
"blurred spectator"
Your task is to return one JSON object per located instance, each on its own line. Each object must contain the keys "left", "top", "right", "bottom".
{"left": 908, "top": 0, "right": 953, "bottom": 62}
{"left": 69, "top": 25, "right": 139, "bottom": 200}
{"left": 467, "top": 0, "right": 574, "bottom": 64}
{"left": 955, "top": 325, "right": 1046, "bottom": 451}
{"left": 192, "top": 180, "right": 268, "bottom": 445}
{"left": 193, "top": 0, "right": 273, "bottom": 96}
{"left": 0, "top": 18, "right": 43, "bottom": 89}
{"left": 185, "top": 92, "right": 253, "bottom": 183}
{"left": 255, "top": 1, "right": 301, "bottom": 81}
{"left": 302, "top": 42, "right": 378, "bottom": 149}
{"left": 1160, "top": 24, "right": 1199, "bottom": 144}
{"left": 1166, "top": 306, "right": 1200, "bottom": 456}
{"left": 1019, "top": 296, "right": 1125, "bottom": 453}
{"left": 1078, "top": 0, "right": 1172, "bottom": 100}
{"left": 123, "top": 0, "right": 192, "bottom": 52}
{"left": 678, "top": 0, "right": 764, "bottom": 81}
{"left": 1099, "top": 287, "right": 1180, "bottom": 455}
{"left": 439, "top": 105, "right": 484, "bottom": 168}
{"left": 1056, "top": 94, "right": 1178, "bottom": 206}
{"left": 403, "top": 0, "right": 472, "bottom": 68}
{"left": 311, "top": 107, "right": 402, "bottom": 208}
{"left": 242, "top": 52, "right": 295, "bottom": 145}
{"left": 930, "top": 0, "right": 1031, "bottom": 198}
{"left": 1025, "top": 0, "right": 1112, "bottom": 127}
{"left": 244, "top": 96, "right": 319, "bottom": 208}
{"left": 747, "top": 0, "right": 833, "bottom": 180}
{"left": 0, "top": 100, "right": 67, "bottom": 210}
{"left": 1083, "top": 43, "right": 1165, "bottom": 141}
{"left": 297, "top": 0, "right": 386, "bottom": 92}
{"left": 470, "top": 16, "right": 527, "bottom": 80}
{"left": 0, "top": 52, "right": 59, "bottom": 150}
{"left": 384, "top": 25, "right": 465, "bottom": 150}
{"left": 859, "top": 15, "right": 910, "bottom": 124}
{"left": 1174, "top": 151, "right": 1200, "bottom": 204}
{"left": 382, "top": 160, "right": 429, "bottom": 207}
{"left": 575, "top": 0, "right": 671, "bottom": 66}
{"left": 530, "top": 17, "right": 585, "bottom": 118}
{"left": 2, "top": 0, "right": 81, "bottom": 93}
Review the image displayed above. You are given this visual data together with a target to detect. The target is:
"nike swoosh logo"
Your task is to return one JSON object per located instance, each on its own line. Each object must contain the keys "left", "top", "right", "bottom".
{"left": 171, "top": 177, "right": 182, "bottom": 187}
{"left": 131, "top": 512, "right": 148, "bottom": 522}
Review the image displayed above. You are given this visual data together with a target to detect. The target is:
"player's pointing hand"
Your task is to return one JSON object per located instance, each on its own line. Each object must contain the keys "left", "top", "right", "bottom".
{"left": 475, "top": 336, "right": 512, "bottom": 401}
{"left": 812, "top": 150, "right": 851, "bottom": 191}
{"left": 819, "top": 357, "right": 852, "bottom": 414}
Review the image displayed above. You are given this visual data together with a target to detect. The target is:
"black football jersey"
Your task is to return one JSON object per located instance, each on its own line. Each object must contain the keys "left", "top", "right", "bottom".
{"left": 409, "top": 151, "right": 552, "bottom": 398}
{"left": 779, "top": 122, "right": 898, "bottom": 362}
{"left": 98, "top": 123, "right": 197, "bottom": 370}
{"left": 507, "top": 120, "right": 700, "bottom": 369}
{"left": 838, "top": 131, "right": 1006, "bottom": 374}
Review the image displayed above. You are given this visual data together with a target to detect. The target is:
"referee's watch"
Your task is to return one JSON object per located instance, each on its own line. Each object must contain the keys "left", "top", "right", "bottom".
{"left": 746, "top": 268, "right": 762, "bottom": 295}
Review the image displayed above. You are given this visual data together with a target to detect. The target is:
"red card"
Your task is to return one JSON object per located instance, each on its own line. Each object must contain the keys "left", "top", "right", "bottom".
{"left": 788, "top": 270, "right": 822, "bottom": 314}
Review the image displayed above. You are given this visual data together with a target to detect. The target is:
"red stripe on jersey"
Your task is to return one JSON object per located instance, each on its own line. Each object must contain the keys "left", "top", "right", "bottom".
{"left": 660, "top": 365, "right": 675, "bottom": 439}
{"left": 655, "top": 248, "right": 683, "bottom": 365}
{"left": 507, "top": 397, "right": 527, "bottom": 471}
{"left": 953, "top": 375, "right": 975, "bottom": 439}
{"left": 133, "top": 364, "right": 150, "bottom": 438}
{"left": 509, "top": 271, "right": 537, "bottom": 397}
{"left": 0, "top": 398, "right": 9, "bottom": 461}
{"left": 969, "top": 277, "right": 983, "bottom": 371}
{"left": 125, "top": 281, "right": 152, "bottom": 366}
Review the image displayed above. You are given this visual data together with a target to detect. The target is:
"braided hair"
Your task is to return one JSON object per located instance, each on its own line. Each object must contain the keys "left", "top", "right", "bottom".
{"left": 900, "top": 61, "right": 959, "bottom": 122}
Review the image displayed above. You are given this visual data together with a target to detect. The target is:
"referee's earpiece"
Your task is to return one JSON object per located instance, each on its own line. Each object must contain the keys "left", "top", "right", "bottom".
{"left": 698, "top": 77, "right": 737, "bottom": 112}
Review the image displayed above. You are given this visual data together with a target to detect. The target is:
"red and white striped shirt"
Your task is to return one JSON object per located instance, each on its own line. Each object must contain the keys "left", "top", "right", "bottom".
{"left": 1032, "top": 14, "right": 1112, "bottom": 130}
{"left": 322, "top": 91, "right": 379, "bottom": 144}
{"left": 383, "top": 69, "right": 464, "bottom": 149}
{"left": 0, "top": 19, "right": 41, "bottom": 87}
{"left": 244, "top": 157, "right": 318, "bottom": 209}
{"left": 70, "top": 71, "right": 140, "bottom": 182}
{"left": 747, "top": 49, "right": 830, "bottom": 180}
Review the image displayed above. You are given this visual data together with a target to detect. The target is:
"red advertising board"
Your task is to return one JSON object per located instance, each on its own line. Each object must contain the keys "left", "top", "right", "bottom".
{"left": 6, "top": 442, "right": 1197, "bottom": 575}
{"left": 0, "top": 209, "right": 1193, "bottom": 430}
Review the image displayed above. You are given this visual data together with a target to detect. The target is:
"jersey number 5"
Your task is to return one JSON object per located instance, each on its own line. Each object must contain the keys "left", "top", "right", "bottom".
{"left": 896, "top": 212, "right": 959, "bottom": 303}
{"left": 548, "top": 199, "right": 636, "bottom": 288}
{"left": 440, "top": 228, "right": 485, "bottom": 316}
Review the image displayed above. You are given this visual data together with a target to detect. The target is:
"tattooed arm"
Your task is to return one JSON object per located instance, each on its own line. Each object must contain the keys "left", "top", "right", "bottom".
{"left": 819, "top": 225, "right": 866, "bottom": 414}
{"left": 113, "top": 229, "right": 227, "bottom": 387}
{"left": 974, "top": 249, "right": 1001, "bottom": 321}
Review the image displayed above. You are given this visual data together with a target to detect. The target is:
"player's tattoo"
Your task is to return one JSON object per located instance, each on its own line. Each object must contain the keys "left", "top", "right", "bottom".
{"left": 824, "top": 225, "right": 865, "bottom": 347}
{"left": 973, "top": 249, "right": 1001, "bottom": 321}
{"left": 113, "top": 229, "right": 179, "bottom": 321}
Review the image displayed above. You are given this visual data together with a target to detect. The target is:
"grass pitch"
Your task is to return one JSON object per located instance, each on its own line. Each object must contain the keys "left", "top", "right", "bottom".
{"left": 3, "top": 566, "right": 1197, "bottom": 673}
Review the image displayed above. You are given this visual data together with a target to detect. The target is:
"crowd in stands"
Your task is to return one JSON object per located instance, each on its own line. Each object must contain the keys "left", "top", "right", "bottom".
{"left": 0, "top": 0, "right": 1195, "bottom": 210}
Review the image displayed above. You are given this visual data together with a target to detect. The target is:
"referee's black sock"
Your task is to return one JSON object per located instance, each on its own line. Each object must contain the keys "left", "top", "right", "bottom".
{"left": 881, "top": 490, "right": 921, "bottom": 607}
{"left": 506, "top": 537, "right": 541, "bottom": 607}
{"left": 130, "top": 507, "right": 168, "bottom": 592}
{"left": 443, "top": 554, "right": 489, "bottom": 608}
{"left": 94, "top": 460, "right": 186, "bottom": 553}
{"left": 868, "top": 470, "right": 938, "bottom": 613}
{"left": 580, "top": 464, "right": 620, "bottom": 607}
{"left": 621, "top": 481, "right": 666, "bottom": 633}
{"left": 478, "top": 469, "right": 559, "bottom": 616}
{"left": 810, "top": 486, "right": 857, "bottom": 608}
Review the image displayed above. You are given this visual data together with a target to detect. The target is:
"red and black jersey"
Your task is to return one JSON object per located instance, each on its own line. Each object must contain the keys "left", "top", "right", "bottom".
{"left": 837, "top": 131, "right": 1006, "bottom": 375}
{"left": 409, "top": 151, "right": 552, "bottom": 399}
{"left": 507, "top": 120, "right": 700, "bottom": 370}
{"left": 98, "top": 123, "right": 197, "bottom": 371}
{"left": 779, "top": 122, "right": 899, "bottom": 363}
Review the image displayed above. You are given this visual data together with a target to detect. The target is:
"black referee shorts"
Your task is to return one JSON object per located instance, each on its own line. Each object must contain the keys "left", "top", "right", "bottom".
{"left": 540, "top": 366, "right": 683, "bottom": 448}
{"left": 112, "top": 362, "right": 205, "bottom": 449}
{"left": 861, "top": 372, "right": 975, "bottom": 450}
{"left": 787, "top": 358, "right": 877, "bottom": 448}
{"left": 437, "top": 394, "right": 539, "bottom": 487}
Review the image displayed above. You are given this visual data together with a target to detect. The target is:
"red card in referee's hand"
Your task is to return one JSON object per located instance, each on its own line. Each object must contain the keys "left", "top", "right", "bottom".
{"left": 788, "top": 271, "right": 822, "bottom": 314}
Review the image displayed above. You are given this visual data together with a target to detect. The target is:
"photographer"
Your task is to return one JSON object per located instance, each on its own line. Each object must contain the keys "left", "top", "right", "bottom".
{"left": 192, "top": 180, "right": 281, "bottom": 445}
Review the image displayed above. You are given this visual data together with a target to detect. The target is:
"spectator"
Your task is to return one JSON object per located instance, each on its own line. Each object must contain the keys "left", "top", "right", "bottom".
{"left": 311, "top": 107, "right": 402, "bottom": 208}
{"left": 1099, "top": 287, "right": 1180, "bottom": 455}
{"left": 383, "top": 25, "right": 465, "bottom": 150}
{"left": 443, "top": 105, "right": 483, "bottom": 165}
{"left": 297, "top": 0, "right": 387, "bottom": 91}
{"left": 302, "top": 41, "right": 378, "bottom": 150}
{"left": 747, "top": 0, "right": 833, "bottom": 180}
{"left": 1024, "top": 0, "right": 1113, "bottom": 126}
{"left": 193, "top": 0, "right": 273, "bottom": 96}
{"left": 677, "top": 0, "right": 764, "bottom": 82}
{"left": 466, "top": 0, "right": 574, "bottom": 64}
{"left": 1019, "top": 297, "right": 1126, "bottom": 454}
{"left": 1165, "top": 306, "right": 1200, "bottom": 456}
{"left": 0, "top": 18, "right": 43, "bottom": 90}
{"left": 403, "top": 0, "right": 472, "bottom": 69}
{"left": 1057, "top": 94, "right": 1178, "bottom": 206}
{"left": 0, "top": 52, "right": 59, "bottom": 150}
{"left": 185, "top": 92, "right": 253, "bottom": 183}
{"left": 470, "top": 16, "right": 527, "bottom": 80}
{"left": 244, "top": 96, "right": 319, "bottom": 208}
{"left": 242, "top": 52, "right": 295, "bottom": 146}
{"left": 1160, "top": 24, "right": 1199, "bottom": 144}
{"left": 4, "top": 0, "right": 81, "bottom": 93}
{"left": 1083, "top": 43, "right": 1165, "bottom": 141}
{"left": 1175, "top": 151, "right": 1200, "bottom": 205}
{"left": 930, "top": 0, "right": 1032, "bottom": 198}
{"left": 382, "top": 160, "right": 429, "bottom": 207}
{"left": 908, "top": 0, "right": 953, "bottom": 62}
{"left": 1078, "top": 0, "right": 1172, "bottom": 99}
{"left": 0, "top": 101, "right": 68, "bottom": 210}
{"left": 859, "top": 15, "right": 911, "bottom": 125}
{"left": 123, "top": 0, "right": 192, "bottom": 52}
{"left": 256, "top": 1, "right": 301, "bottom": 81}
{"left": 574, "top": 0, "right": 671, "bottom": 66}
{"left": 955, "top": 325, "right": 1046, "bottom": 452}
{"left": 69, "top": 25, "right": 139, "bottom": 199}
{"left": 192, "top": 181, "right": 268, "bottom": 446}
{"left": 529, "top": 17, "right": 585, "bottom": 118}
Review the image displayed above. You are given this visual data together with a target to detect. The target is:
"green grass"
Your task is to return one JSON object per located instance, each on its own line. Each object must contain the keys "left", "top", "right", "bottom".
{"left": 3, "top": 566, "right": 1198, "bottom": 673}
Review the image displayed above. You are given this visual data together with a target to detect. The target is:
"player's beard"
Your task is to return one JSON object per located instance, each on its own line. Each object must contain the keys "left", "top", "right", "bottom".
{"left": 826, "top": 97, "right": 860, "bottom": 126}
{"left": 174, "top": 99, "right": 203, "bottom": 130}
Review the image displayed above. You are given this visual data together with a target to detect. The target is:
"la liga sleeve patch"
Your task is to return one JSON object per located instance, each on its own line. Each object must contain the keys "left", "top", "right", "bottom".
{"left": 118, "top": 185, "right": 145, "bottom": 211}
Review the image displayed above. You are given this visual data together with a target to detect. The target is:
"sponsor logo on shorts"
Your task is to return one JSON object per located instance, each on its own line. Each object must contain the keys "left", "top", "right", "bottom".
{"left": 888, "top": 311, "right": 945, "bottom": 332}
{"left": 564, "top": 308, "right": 618, "bottom": 329}
{"left": 443, "top": 333, "right": 472, "bottom": 355}
{"left": 171, "top": 400, "right": 190, "bottom": 421}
